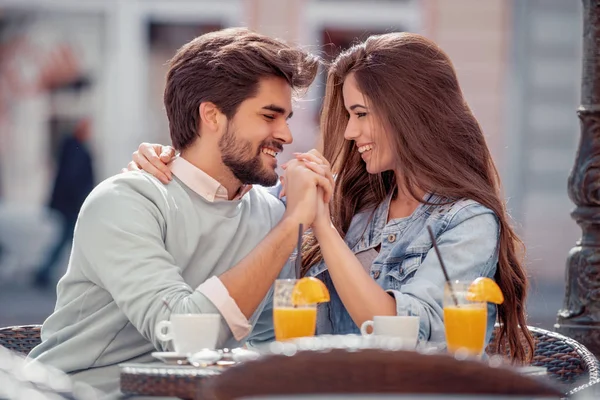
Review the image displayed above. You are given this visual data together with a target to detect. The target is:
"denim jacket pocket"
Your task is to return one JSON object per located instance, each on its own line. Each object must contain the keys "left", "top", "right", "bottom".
{"left": 383, "top": 252, "right": 423, "bottom": 290}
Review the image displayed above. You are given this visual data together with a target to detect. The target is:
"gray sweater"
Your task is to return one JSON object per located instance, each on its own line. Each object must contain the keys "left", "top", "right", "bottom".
{"left": 29, "top": 171, "right": 289, "bottom": 394}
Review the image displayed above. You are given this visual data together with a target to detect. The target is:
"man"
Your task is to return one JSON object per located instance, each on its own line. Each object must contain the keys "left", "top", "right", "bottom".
{"left": 29, "top": 28, "right": 329, "bottom": 395}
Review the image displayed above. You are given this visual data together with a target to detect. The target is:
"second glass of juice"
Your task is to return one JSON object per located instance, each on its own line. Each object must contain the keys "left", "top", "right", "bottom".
{"left": 273, "top": 279, "right": 317, "bottom": 341}
{"left": 443, "top": 281, "right": 488, "bottom": 356}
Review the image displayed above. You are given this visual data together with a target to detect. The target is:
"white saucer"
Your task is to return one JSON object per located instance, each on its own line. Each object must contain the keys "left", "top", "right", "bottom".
{"left": 151, "top": 352, "right": 189, "bottom": 365}
{"left": 231, "top": 348, "right": 260, "bottom": 363}
{"left": 188, "top": 349, "right": 222, "bottom": 366}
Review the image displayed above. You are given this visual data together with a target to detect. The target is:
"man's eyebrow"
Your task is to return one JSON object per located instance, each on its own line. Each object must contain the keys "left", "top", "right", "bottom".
{"left": 349, "top": 104, "right": 367, "bottom": 111}
{"left": 262, "top": 104, "right": 293, "bottom": 119}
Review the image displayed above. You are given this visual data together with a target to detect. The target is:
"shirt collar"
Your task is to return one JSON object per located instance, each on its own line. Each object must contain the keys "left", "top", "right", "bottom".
{"left": 169, "top": 156, "right": 252, "bottom": 202}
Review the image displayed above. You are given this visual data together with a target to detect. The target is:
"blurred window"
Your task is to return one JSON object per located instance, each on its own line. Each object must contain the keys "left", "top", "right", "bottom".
{"left": 148, "top": 22, "right": 222, "bottom": 51}
{"left": 315, "top": 27, "right": 402, "bottom": 121}
{"left": 146, "top": 21, "right": 223, "bottom": 144}
{"left": 318, "top": 0, "right": 409, "bottom": 2}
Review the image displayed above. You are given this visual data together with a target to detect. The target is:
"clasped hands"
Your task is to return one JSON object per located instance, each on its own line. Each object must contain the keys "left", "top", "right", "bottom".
{"left": 279, "top": 149, "right": 335, "bottom": 235}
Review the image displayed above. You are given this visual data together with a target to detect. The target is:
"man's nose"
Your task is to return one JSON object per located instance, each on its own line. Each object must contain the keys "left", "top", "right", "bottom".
{"left": 274, "top": 123, "right": 293, "bottom": 145}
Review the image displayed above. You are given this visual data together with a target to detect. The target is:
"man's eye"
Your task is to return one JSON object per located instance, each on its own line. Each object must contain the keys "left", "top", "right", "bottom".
{"left": 263, "top": 115, "right": 276, "bottom": 120}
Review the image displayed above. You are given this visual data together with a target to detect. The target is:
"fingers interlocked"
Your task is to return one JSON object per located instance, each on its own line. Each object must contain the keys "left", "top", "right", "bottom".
{"left": 280, "top": 149, "right": 334, "bottom": 203}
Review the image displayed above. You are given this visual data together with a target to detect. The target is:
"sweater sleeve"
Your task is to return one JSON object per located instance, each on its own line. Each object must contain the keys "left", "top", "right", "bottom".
{"left": 75, "top": 177, "right": 232, "bottom": 351}
{"left": 197, "top": 276, "right": 252, "bottom": 341}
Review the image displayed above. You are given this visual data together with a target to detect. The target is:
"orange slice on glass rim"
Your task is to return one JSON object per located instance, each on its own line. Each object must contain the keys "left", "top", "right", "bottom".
{"left": 466, "top": 277, "right": 504, "bottom": 304}
{"left": 291, "top": 277, "right": 330, "bottom": 306}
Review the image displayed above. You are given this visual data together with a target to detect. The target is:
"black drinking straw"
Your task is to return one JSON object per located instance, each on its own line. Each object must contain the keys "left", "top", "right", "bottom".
{"left": 295, "top": 223, "right": 303, "bottom": 278}
{"left": 427, "top": 225, "right": 459, "bottom": 307}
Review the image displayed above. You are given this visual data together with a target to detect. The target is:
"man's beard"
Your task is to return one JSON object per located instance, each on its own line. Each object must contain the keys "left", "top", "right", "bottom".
{"left": 219, "top": 125, "right": 281, "bottom": 187}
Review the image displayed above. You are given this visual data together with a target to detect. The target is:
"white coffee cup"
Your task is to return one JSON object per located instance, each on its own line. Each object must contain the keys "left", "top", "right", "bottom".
{"left": 360, "top": 315, "right": 420, "bottom": 348}
{"left": 155, "top": 314, "right": 221, "bottom": 354}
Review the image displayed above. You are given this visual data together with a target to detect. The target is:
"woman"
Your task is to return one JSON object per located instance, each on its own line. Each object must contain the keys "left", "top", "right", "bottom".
{"left": 129, "top": 32, "right": 534, "bottom": 362}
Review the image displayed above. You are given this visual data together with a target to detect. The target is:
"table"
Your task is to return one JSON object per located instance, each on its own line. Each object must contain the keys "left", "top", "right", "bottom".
{"left": 119, "top": 360, "right": 549, "bottom": 399}
{"left": 119, "top": 362, "right": 222, "bottom": 399}
{"left": 240, "top": 396, "right": 560, "bottom": 400}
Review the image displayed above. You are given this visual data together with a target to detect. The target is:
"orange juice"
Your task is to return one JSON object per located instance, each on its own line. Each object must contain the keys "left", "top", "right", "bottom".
{"left": 443, "top": 303, "right": 487, "bottom": 355}
{"left": 273, "top": 307, "right": 317, "bottom": 341}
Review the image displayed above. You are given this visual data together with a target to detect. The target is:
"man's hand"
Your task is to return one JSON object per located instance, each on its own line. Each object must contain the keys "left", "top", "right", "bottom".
{"left": 291, "top": 149, "right": 335, "bottom": 234}
{"left": 123, "top": 143, "right": 176, "bottom": 184}
{"left": 281, "top": 158, "right": 333, "bottom": 230}
{"left": 218, "top": 156, "right": 332, "bottom": 319}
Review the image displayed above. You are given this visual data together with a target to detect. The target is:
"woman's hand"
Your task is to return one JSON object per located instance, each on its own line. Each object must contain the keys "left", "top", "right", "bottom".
{"left": 123, "top": 143, "right": 176, "bottom": 184}
{"left": 286, "top": 149, "right": 335, "bottom": 234}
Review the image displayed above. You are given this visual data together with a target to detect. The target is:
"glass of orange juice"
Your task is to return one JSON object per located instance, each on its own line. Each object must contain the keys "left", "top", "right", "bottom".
{"left": 443, "top": 281, "right": 488, "bottom": 356}
{"left": 273, "top": 279, "right": 318, "bottom": 341}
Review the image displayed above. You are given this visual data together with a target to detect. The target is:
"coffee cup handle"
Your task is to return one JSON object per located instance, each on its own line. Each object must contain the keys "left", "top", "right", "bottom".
{"left": 360, "top": 320, "right": 374, "bottom": 336}
{"left": 155, "top": 320, "right": 173, "bottom": 342}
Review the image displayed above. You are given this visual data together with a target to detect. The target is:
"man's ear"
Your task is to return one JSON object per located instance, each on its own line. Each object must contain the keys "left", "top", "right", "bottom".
{"left": 199, "top": 102, "right": 225, "bottom": 133}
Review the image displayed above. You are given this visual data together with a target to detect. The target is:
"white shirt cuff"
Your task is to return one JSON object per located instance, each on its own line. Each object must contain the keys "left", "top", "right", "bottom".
{"left": 196, "top": 276, "right": 252, "bottom": 341}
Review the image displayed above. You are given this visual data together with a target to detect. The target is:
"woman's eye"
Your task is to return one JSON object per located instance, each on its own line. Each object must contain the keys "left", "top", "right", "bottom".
{"left": 356, "top": 112, "right": 367, "bottom": 118}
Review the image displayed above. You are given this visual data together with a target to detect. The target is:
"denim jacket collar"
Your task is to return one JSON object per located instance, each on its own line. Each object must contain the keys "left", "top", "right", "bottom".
{"left": 307, "top": 191, "right": 442, "bottom": 278}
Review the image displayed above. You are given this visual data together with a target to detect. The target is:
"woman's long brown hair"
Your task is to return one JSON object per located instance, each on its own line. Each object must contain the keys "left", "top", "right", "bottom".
{"left": 302, "top": 32, "right": 534, "bottom": 363}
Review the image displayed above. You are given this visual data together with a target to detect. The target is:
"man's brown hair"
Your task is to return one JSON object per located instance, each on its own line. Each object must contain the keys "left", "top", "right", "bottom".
{"left": 164, "top": 27, "right": 320, "bottom": 150}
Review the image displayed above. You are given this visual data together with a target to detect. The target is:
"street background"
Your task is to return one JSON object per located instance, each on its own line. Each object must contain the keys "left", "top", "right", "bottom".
{"left": 0, "top": 0, "right": 582, "bottom": 331}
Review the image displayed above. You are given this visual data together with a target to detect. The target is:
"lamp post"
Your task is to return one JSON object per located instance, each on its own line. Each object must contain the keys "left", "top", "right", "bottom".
{"left": 556, "top": 0, "right": 600, "bottom": 356}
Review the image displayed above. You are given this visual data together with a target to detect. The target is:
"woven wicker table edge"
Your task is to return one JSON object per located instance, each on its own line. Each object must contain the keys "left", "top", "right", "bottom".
{"left": 119, "top": 363, "right": 221, "bottom": 399}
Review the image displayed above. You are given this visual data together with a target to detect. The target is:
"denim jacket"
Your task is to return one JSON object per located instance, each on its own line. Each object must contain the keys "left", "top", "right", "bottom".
{"left": 306, "top": 192, "right": 500, "bottom": 346}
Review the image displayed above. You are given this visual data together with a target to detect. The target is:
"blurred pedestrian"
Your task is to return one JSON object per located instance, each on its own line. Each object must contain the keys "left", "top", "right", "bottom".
{"left": 34, "top": 118, "right": 94, "bottom": 288}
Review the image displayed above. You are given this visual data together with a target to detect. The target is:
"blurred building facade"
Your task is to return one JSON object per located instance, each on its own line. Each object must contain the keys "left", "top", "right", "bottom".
{"left": 0, "top": 0, "right": 584, "bottom": 327}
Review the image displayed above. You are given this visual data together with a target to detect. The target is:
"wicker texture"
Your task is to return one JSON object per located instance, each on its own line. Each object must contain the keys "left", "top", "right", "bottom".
{"left": 486, "top": 325, "right": 600, "bottom": 392}
{"left": 120, "top": 372, "right": 197, "bottom": 399}
{"left": 0, "top": 325, "right": 42, "bottom": 355}
{"left": 120, "top": 364, "right": 219, "bottom": 400}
